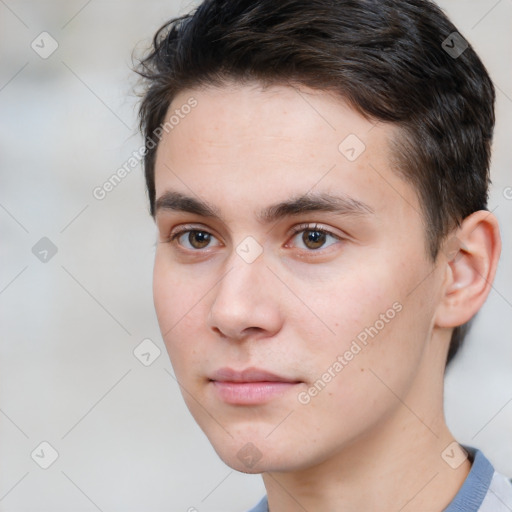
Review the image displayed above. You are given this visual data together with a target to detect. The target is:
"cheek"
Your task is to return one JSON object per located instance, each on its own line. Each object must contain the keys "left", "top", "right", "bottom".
{"left": 318, "top": 270, "right": 434, "bottom": 407}
{"left": 291, "top": 254, "right": 432, "bottom": 385}
{"left": 291, "top": 267, "right": 393, "bottom": 349}
{"left": 153, "top": 249, "right": 207, "bottom": 327}
{"left": 153, "top": 256, "right": 180, "bottom": 333}
{"left": 152, "top": 253, "right": 206, "bottom": 363}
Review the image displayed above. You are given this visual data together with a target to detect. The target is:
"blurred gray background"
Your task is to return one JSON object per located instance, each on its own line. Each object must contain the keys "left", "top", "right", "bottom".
{"left": 0, "top": 1, "right": 511, "bottom": 511}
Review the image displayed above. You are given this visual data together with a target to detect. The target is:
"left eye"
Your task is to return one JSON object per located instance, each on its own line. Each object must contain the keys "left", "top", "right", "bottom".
{"left": 290, "top": 228, "right": 340, "bottom": 250}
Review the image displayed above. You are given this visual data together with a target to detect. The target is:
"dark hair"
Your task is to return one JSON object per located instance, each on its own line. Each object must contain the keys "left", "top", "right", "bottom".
{"left": 136, "top": 0, "right": 495, "bottom": 365}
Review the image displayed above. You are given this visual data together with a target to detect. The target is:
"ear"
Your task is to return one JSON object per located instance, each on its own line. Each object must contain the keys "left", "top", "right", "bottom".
{"left": 434, "top": 210, "right": 501, "bottom": 329}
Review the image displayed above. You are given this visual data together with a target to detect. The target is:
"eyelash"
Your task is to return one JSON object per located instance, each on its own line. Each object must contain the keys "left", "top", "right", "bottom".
{"left": 165, "top": 223, "right": 343, "bottom": 252}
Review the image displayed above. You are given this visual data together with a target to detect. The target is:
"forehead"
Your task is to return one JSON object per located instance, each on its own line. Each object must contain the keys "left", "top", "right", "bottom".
{"left": 154, "top": 83, "right": 419, "bottom": 224}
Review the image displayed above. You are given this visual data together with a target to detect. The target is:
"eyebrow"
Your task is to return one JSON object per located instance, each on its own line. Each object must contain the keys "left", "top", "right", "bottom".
{"left": 155, "top": 191, "right": 220, "bottom": 218}
{"left": 258, "top": 192, "right": 374, "bottom": 223}
{"left": 154, "top": 190, "right": 374, "bottom": 223}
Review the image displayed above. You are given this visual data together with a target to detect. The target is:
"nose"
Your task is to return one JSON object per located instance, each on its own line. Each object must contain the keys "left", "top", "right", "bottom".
{"left": 207, "top": 255, "right": 283, "bottom": 341}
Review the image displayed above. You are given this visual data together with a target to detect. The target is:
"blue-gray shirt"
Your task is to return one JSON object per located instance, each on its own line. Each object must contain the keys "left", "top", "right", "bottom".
{"left": 246, "top": 448, "right": 512, "bottom": 511}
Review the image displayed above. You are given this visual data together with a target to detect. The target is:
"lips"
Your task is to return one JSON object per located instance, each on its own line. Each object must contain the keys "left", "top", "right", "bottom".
{"left": 210, "top": 367, "right": 299, "bottom": 383}
{"left": 209, "top": 367, "right": 301, "bottom": 405}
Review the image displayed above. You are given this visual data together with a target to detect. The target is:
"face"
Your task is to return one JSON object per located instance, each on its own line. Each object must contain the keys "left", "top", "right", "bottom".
{"left": 152, "top": 83, "right": 444, "bottom": 473}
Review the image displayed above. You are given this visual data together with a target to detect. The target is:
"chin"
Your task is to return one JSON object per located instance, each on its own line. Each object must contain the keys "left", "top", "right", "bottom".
{"left": 217, "top": 450, "right": 284, "bottom": 474}
{"left": 207, "top": 433, "right": 314, "bottom": 475}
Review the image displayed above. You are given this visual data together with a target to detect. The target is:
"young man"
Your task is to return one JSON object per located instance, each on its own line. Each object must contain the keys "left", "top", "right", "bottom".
{"left": 137, "top": 0, "right": 511, "bottom": 510}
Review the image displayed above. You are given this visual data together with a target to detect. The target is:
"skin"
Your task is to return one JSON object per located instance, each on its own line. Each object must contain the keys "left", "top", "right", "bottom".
{"left": 152, "top": 82, "right": 501, "bottom": 511}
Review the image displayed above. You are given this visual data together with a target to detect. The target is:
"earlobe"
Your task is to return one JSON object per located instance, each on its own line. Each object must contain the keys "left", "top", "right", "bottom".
{"left": 435, "top": 211, "right": 501, "bottom": 329}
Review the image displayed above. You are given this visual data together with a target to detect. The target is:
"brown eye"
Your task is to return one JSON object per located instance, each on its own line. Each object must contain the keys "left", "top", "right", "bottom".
{"left": 170, "top": 227, "right": 221, "bottom": 251}
{"left": 187, "top": 231, "right": 211, "bottom": 249}
{"left": 288, "top": 225, "right": 341, "bottom": 252}
{"left": 171, "top": 229, "right": 219, "bottom": 250}
{"left": 302, "top": 229, "right": 327, "bottom": 249}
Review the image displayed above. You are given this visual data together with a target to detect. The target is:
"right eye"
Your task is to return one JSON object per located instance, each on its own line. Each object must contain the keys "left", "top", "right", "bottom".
{"left": 171, "top": 229, "right": 221, "bottom": 250}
